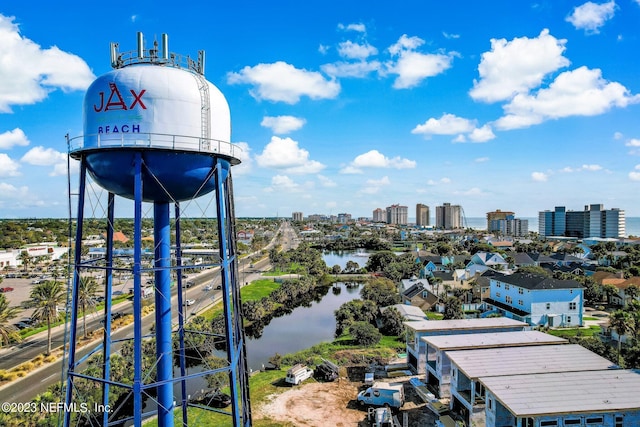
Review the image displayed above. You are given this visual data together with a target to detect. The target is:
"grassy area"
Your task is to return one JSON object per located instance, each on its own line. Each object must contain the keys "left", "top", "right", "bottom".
{"left": 197, "top": 279, "right": 281, "bottom": 322}
{"left": 547, "top": 325, "right": 601, "bottom": 338}
{"left": 425, "top": 311, "right": 444, "bottom": 320}
{"left": 240, "top": 279, "right": 280, "bottom": 301}
{"left": 584, "top": 316, "right": 600, "bottom": 321}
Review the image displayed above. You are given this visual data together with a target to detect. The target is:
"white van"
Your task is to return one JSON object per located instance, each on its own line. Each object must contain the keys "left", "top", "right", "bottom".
{"left": 285, "top": 364, "right": 314, "bottom": 385}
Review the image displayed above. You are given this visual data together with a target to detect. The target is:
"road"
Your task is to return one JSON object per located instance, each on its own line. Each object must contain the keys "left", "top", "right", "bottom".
{"left": 0, "top": 220, "right": 293, "bottom": 404}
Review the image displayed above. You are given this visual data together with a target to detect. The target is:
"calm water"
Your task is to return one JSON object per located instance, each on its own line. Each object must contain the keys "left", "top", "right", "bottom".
{"left": 245, "top": 281, "right": 362, "bottom": 371}
{"left": 322, "top": 250, "right": 370, "bottom": 270}
{"left": 244, "top": 250, "right": 370, "bottom": 370}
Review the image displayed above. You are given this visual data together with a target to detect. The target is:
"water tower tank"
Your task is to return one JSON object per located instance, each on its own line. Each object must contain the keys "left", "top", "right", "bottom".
{"left": 70, "top": 33, "right": 240, "bottom": 202}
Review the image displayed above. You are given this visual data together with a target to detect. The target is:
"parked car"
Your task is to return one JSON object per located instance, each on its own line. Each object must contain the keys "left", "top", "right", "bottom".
{"left": 192, "top": 389, "right": 231, "bottom": 408}
{"left": 0, "top": 287, "right": 14, "bottom": 293}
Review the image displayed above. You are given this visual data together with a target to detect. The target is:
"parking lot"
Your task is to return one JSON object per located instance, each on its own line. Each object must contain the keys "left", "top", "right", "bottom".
{"left": 1, "top": 277, "right": 39, "bottom": 324}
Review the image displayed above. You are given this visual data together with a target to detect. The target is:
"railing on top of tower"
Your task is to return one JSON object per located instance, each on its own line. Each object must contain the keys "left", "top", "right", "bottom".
{"left": 110, "top": 32, "right": 205, "bottom": 76}
{"left": 67, "top": 133, "right": 243, "bottom": 164}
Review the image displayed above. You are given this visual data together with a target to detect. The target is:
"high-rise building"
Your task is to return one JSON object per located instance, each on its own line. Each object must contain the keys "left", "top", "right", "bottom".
{"left": 490, "top": 215, "right": 529, "bottom": 237}
{"left": 416, "top": 204, "right": 430, "bottom": 227}
{"left": 386, "top": 204, "right": 408, "bottom": 225}
{"left": 435, "top": 202, "right": 463, "bottom": 229}
{"left": 337, "top": 213, "right": 352, "bottom": 224}
{"left": 292, "top": 211, "right": 303, "bottom": 221}
{"left": 372, "top": 208, "right": 386, "bottom": 223}
{"left": 538, "top": 204, "right": 625, "bottom": 238}
{"left": 486, "top": 209, "right": 514, "bottom": 231}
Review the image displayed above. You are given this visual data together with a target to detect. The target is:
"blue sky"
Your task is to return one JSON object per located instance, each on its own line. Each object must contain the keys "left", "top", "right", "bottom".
{"left": 1, "top": 0, "right": 640, "bottom": 219}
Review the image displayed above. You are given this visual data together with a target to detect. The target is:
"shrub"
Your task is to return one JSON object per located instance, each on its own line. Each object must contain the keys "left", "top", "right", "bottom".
{"left": 349, "top": 322, "right": 382, "bottom": 347}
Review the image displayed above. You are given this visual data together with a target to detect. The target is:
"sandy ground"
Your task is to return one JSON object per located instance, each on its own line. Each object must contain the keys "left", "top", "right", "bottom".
{"left": 255, "top": 376, "right": 439, "bottom": 427}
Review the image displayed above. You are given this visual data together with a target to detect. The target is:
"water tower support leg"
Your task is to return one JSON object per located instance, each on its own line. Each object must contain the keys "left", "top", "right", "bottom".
{"left": 154, "top": 202, "right": 174, "bottom": 427}
{"left": 64, "top": 160, "right": 87, "bottom": 427}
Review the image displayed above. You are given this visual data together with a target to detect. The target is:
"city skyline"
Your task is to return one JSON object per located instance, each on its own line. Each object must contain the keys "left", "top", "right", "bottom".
{"left": 1, "top": 2, "right": 640, "bottom": 219}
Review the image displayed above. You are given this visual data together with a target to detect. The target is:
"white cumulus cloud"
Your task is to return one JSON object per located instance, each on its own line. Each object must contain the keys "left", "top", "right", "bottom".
{"left": 261, "top": 116, "right": 306, "bottom": 134}
{"left": 227, "top": 61, "right": 340, "bottom": 104}
{"left": 495, "top": 66, "right": 640, "bottom": 130}
{"left": 341, "top": 149, "right": 416, "bottom": 173}
{"left": 337, "top": 40, "right": 378, "bottom": 60}
{"left": 532, "top": 172, "right": 549, "bottom": 182}
{"left": 0, "top": 14, "right": 95, "bottom": 113}
{"left": 385, "top": 35, "right": 454, "bottom": 89}
{"left": 468, "top": 125, "right": 496, "bottom": 142}
{"left": 630, "top": 165, "right": 640, "bottom": 181}
{"left": 0, "top": 153, "right": 20, "bottom": 177}
{"left": 566, "top": 1, "right": 617, "bottom": 34}
{"left": 255, "top": 136, "right": 325, "bottom": 174}
{"left": 0, "top": 128, "right": 29, "bottom": 149}
{"left": 412, "top": 113, "right": 476, "bottom": 137}
{"left": 470, "top": 29, "right": 569, "bottom": 103}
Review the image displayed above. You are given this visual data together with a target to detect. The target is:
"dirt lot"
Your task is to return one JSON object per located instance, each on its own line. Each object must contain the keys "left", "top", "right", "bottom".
{"left": 255, "top": 375, "right": 439, "bottom": 427}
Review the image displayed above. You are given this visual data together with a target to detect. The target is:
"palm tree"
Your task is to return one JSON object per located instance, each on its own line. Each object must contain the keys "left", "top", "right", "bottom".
{"left": 0, "top": 294, "right": 20, "bottom": 347}
{"left": 609, "top": 310, "right": 630, "bottom": 366}
{"left": 30, "top": 280, "right": 65, "bottom": 355}
{"left": 78, "top": 277, "right": 100, "bottom": 338}
{"left": 18, "top": 250, "right": 31, "bottom": 274}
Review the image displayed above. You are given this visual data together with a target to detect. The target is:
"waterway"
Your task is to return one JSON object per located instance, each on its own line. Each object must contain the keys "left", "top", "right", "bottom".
{"left": 245, "top": 281, "right": 362, "bottom": 371}
{"left": 244, "top": 249, "right": 370, "bottom": 370}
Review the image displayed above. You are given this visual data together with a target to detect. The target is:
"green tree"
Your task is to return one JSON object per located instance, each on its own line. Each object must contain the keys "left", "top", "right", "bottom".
{"left": 365, "top": 251, "right": 396, "bottom": 273}
{"left": 203, "top": 355, "right": 229, "bottom": 390}
{"left": 603, "top": 284, "right": 619, "bottom": 305}
{"left": 609, "top": 310, "right": 631, "bottom": 366}
{"left": 18, "top": 250, "right": 31, "bottom": 273}
{"left": 625, "top": 284, "right": 640, "bottom": 305}
{"left": 380, "top": 307, "right": 405, "bottom": 336}
{"left": 349, "top": 321, "right": 382, "bottom": 347}
{"left": 0, "top": 294, "right": 20, "bottom": 347}
{"left": 78, "top": 276, "right": 100, "bottom": 338}
{"left": 30, "top": 280, "right": 65, "bottom": 355}
{"left": 268, "top": 352, "right": 283, "bottom": 369}
{"left": 360, "top": 278, "right": 400, "bottom": 307}
{"left": 442, "top": 296, "right": 464, "bottom": 320}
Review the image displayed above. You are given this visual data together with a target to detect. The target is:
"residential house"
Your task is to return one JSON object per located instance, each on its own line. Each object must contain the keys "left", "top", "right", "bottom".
{"left": 467, "top": 252, "right": 509, "bottom": 271}
{"left": 400, "top": 277, "right": 431, "bottom": 294}
{"left": 448, "top": 345, "right": 617, "bottom": 426}
{"left": 401, "top": 283, "right": 438, "bottom": 311}
{"left": 484, "top": 271, "right": 584, "bottom": 327}
{"left": 404, "top": 318, "right": 528, "bottom": 375}
{"left": 422, "top": 331, "right": 566, "bottom": 399}
{"left": 472, "top": 270, "right": 502, "bottom": 302}
{"left": 481, "top": 369, "right": 640, "bottom": 427}
{"left": 510, "top": 252, "right": 536, "bottom": 269}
